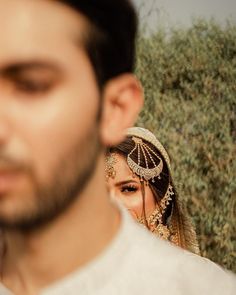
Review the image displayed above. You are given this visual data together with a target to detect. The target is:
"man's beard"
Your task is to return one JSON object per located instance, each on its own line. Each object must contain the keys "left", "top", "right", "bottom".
{"left": 0, "top": 124, "right": 101, "bottom": 232}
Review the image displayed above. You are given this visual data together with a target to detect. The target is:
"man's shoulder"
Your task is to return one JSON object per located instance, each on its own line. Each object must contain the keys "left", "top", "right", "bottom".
{"left": 118, "top": 213, "right": 236, "bottom": 294}
{"left": 0, "top": 283, "right": 12, "bottom": 295}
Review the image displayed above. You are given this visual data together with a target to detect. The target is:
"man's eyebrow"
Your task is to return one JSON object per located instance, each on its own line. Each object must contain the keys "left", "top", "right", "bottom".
{"left": 0, "top": 60, "right": 63, "bottom": 77}
{"left": 115, "top": 180, "right": 138, "bottom": 187}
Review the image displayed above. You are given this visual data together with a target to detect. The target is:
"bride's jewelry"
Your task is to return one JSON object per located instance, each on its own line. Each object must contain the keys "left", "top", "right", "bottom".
{"left": 137, "top": 184, "right": 175, "bottom": 240}
{"left": 105, "top": 153, "right": 117, "bottom": 180}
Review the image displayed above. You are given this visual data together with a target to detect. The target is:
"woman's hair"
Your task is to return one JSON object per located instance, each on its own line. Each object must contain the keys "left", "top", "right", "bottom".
{"left": 109, "top": 136, "right": 174, "bottom": 226}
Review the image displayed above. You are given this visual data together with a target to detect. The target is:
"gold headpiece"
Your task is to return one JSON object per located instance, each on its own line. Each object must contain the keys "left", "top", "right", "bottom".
{"left": 127, "top": 136, "right": 163, "bottom": 182}
{"left": 126, "top": 127, "right": 171, "bottom": 171}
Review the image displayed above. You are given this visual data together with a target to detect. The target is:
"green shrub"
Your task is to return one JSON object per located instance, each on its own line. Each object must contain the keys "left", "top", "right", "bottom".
{"left": 135, "top": 20, "right": 236, "bottom": 272}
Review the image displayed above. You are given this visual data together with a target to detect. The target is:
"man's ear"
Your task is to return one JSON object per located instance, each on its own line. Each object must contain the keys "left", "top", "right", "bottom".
{"left": 100, "top": 74, "right": 143, "bottom": 146}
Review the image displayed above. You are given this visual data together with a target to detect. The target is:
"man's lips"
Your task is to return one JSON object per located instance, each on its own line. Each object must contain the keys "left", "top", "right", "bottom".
{"left": 0, "top": 170, "right": 21, "bottom": 194}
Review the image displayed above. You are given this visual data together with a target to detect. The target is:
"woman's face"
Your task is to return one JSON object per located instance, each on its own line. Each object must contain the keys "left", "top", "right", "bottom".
{"left": 107, "top": 153, "right": 156, "bottom": 220}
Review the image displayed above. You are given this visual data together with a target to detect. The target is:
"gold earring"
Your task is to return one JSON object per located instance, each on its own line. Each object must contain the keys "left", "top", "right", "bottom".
{"left": 105, "top": 153, "right": 117, "bottom": 180}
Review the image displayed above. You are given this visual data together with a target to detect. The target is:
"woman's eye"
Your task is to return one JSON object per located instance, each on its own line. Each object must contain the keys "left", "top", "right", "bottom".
{"left": 121, "top": 185, "right": 138, "bottom": 193}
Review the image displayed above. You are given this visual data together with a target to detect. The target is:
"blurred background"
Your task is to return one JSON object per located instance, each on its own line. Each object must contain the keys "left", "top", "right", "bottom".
{"left": 131, "top": 0, "right": 236, "bottom": 272}
{"left": 133, "top": 0, "right": 236, "bottom": 28}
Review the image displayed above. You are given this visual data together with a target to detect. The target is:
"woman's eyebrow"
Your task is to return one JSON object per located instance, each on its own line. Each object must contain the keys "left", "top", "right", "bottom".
{"left": 115, "top": 180, "right": 138, "bottom": 187}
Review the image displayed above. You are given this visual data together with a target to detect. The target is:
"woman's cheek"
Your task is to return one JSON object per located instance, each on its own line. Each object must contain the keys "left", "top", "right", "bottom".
{"left": 119, "top": 193, "right": 144, "bottom": 216}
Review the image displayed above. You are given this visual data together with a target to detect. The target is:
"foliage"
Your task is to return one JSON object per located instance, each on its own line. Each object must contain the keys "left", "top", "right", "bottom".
{"left": 135, "top": 20, "right": 236, "bottom": 272}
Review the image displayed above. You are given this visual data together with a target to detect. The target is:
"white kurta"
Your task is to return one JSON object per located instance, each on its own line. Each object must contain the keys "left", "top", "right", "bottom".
{"left": 0, "top": 208, "right": 235, "bottom": 295}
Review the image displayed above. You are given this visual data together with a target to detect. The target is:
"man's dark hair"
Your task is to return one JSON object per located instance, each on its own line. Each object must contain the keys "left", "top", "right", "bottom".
{"left": 58, "top": 0, "right": 138, "bottom": 88}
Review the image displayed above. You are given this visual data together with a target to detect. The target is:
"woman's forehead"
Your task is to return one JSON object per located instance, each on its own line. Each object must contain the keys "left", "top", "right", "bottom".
{"left": 108, "top": 154, "right": 139, "bottom": 184}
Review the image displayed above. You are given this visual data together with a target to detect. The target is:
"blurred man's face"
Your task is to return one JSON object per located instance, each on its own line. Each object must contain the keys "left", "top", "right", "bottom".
{"left": 0, "top": 0, "right": 101, "bottom": 230}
